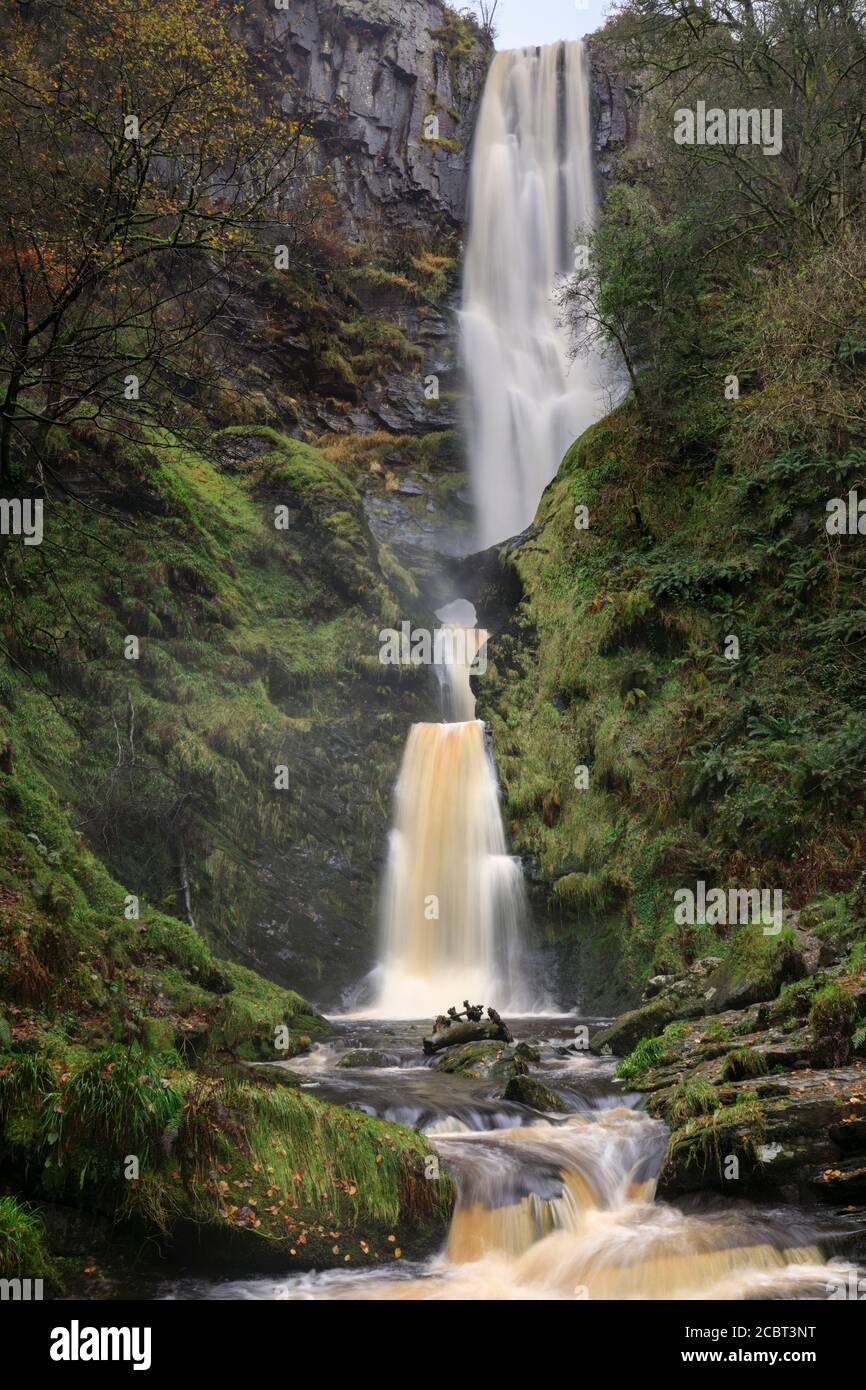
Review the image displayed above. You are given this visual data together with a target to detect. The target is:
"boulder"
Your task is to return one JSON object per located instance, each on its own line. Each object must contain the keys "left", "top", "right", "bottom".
{"left": 503, "top": 1074, "right": 569, "bottom": 1113}
{"left": 432, "top": 1040, "right": 510, "bottom": 1077}
{"left": 337, "top": 1049, "right": 396, "bottom": 1069}
{"left": 661, "top": 1066, "right": 866, "bottom": 1200}
{"left": 422, "top": 1018, "right": 513, "bottom": 1055}
{"left": 590, "top": 998, "right": 688, "bottom": 1057}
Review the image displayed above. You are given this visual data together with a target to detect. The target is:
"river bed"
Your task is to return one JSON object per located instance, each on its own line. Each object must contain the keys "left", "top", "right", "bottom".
{"left": 158, "top": 1017, "right": 862, "bottom": 1302}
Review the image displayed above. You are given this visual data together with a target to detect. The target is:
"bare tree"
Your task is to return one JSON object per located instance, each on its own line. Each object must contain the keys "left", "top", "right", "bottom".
{"left": 455, "top": 1, "right": 499, "bottom": 42}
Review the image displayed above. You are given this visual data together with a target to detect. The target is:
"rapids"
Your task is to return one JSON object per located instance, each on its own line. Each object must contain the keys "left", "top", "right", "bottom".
{"left": 163, "top": 1020, "right": 860, "bottom": 1302}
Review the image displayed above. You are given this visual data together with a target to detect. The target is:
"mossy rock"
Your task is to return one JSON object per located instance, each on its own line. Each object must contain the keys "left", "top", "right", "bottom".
{"left": 141, "top": 1017, "right": 177, "bottom": 1055}
{"left": 432, "top": 1041, "right": 510, "bottom": 1077}
{"left": 337, "top": 1049, "right": 396, "bottom": 1069}
{"left": 701, "top": 943, "right": 806, "bottom": 1016}
{"left": 243, "top": 1063, "right": 304, "bottom": 1088}
{"left": 590, "top": 999, "right": 683, "bottom": 1057}
{"left": 503, "top": 1074, "right": 569, "bottom": 1112}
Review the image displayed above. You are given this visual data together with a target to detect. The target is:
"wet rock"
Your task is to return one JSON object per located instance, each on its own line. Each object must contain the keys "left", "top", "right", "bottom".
{"left": 337, "top": 1048, "right": 396, "bottom": 1068}
{"left": 590, "top": 998, "right": 688, "bottom": 1057}
{"left": 701, "top": 943, "right": 807, "bottom": 1013}
{"left": 422, "top": 1018, "right": 513, "bottom": 1054}
{"left": 432, "top": 1040, "right": 510, "bottom": 1077}
{"left": 641, "top": 974, "right": 674, "bottom": 1001}
{"left": 593, "top": 943, "right": 811, "bottom": 1055}
{"left": 503, "top": 1074, "right": 569, "bottom": 1113}
{"left": 661, "top": 1066, "right": 866, "bottom": 1201}
{"left": 31, "top": 1202, "right": 114, "bottom": 1257}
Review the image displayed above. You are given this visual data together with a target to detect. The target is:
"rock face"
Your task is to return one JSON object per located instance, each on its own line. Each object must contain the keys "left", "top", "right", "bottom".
{"left": 590, "top": 944, "right": 814, "bottom": 1056}
{"left": 244, "top": 0, "right": 490, "bottom": 238}
{"left": 586, "top": 38, "right": 639, "bottom": 191}
{"left": 606, "top": 967, "right": 866, "bottom": 1211}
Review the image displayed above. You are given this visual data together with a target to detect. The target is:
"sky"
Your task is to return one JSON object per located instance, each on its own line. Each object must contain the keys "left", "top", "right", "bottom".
{"left": 492, "top": 0, "right": 613, "bottom": 48}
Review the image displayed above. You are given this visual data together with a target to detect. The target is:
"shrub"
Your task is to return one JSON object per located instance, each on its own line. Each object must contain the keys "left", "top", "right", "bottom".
{"left": 666, "top": 1076, "right": 719, "bottom": 1127}
{"left": 809, "top": 983, "right": 857, "bottom": 1066}
{"left": 0, "top": 1196, "right": 54, "bottom": 1281}
{"left": 720, "top": 1047, "right": 768, "bottom": 1082}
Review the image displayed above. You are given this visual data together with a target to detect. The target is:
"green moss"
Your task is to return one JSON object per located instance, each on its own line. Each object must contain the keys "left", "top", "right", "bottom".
{"left": 0, "top": 1042, "right": 452, "bottom": 1268}
{"left": 209, "top": 963, "right": 326, "bottom": 1060}
{"left": 420, "top": 133, "right": 464, "bottom": 154}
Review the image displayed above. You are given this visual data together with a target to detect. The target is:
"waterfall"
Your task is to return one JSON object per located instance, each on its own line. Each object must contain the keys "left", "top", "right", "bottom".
{"left": 367, "top": 617, "right": 531, "bottom": 1019}
{"left": 369, "top": 718, "right": 528, "bottom": 1018}
{"left": 460, "top": 40, "right": 605, "bottom": 548}
{"left": 361, "top": 43, "right": 607, "bottom": 1020}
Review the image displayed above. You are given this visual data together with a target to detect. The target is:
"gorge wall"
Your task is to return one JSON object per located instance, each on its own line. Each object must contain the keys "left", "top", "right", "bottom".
{"left": 0, "top": 3, "right": 635, "bottom": 1014}
{"left": 245, "top": 0, "right": 488, "bottom": 237}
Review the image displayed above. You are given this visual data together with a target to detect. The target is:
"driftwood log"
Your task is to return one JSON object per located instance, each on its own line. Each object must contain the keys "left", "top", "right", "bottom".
{"left": 423, "top": 1018, "right": 513, "bottom": 1055}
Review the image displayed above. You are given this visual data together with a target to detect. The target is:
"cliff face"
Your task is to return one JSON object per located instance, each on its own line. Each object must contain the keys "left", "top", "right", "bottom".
{"left": 245, "top": 0, "right": 490, "bottom": 239}
{"left": 223, "top": 2, "right": 492, "bottom": 569}
{"left": 586, "top": 38, "right": 639, "bottom": 191}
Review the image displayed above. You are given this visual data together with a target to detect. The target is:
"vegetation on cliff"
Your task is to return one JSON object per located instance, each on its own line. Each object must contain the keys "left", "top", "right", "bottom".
{"left": 482, "top": 0, "right": 866, "bottom": 1015}
{"left": 0, "top": 0, "right": 461, "bottom": 1288}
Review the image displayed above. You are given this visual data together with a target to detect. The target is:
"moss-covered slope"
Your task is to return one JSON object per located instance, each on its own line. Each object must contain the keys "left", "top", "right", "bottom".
{"left": 480, "top": 301, "right": 866, "bottom": 1012}
{"left": 1, "top": 422, "right": 432, "bottom": 1004}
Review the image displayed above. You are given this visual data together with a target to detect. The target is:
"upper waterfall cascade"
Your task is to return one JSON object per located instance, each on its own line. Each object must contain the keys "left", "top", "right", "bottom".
{"left": 460, "top": 39, "right": 606, "bottom": 548}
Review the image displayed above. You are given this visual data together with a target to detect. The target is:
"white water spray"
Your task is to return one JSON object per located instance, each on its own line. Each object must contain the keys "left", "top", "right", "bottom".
{"left": 460, "top": 40, "right": 605, "bottom": 547}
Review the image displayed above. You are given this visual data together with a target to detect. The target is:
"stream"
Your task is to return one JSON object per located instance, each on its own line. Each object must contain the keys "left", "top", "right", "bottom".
{"left": 161, "top": 1018, "right": 859, "bottom": 1302}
